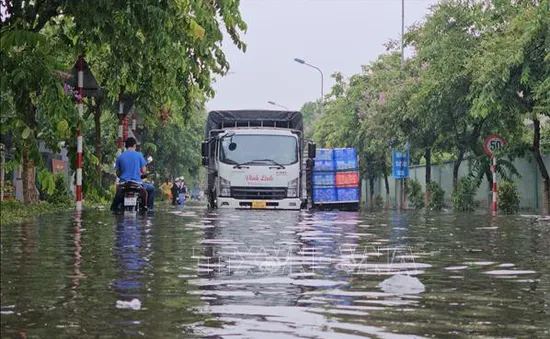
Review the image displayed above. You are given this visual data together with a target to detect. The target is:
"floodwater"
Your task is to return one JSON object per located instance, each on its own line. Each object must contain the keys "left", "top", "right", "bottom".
{"left": 1, "top": 206, "right": 549, "bottom": 338}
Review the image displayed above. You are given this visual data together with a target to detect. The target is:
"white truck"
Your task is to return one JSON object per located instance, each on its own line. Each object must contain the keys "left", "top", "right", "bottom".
{"left": 201, "top": 110, "right": 316, "bottom": 210}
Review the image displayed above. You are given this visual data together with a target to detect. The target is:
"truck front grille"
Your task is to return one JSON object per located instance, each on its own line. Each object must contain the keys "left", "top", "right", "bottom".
{"left": 230, "top": 186, "right": 287, "bottom": 200}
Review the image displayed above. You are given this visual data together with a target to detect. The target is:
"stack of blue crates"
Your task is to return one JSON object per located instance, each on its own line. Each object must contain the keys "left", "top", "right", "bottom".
{"left": 334, "top": 148, "right": 358, "bottom": 170}
{"left": 333, "top": 148, "right": 360, "bottom": 202}
{"left": 312, "top": 148, "right": 359, "bottom": 203}
{"left": 312, "top": 149, "right": 337, "bottom": 203}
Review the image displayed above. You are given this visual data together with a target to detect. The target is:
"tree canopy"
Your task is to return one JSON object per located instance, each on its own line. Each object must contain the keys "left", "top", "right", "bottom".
{"left": 1, "top": 0, "right": 247, "bottom": 203}
{"left": 303, "top": 0, "right": 550, "bottom": 213}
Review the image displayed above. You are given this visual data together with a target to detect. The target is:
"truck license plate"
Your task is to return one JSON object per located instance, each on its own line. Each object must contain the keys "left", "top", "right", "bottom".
{"left": 252, "top": 200, "right": 266, "bottom": 209}
{"left": 124, "top": 197, "right": 137, "bottom": 206}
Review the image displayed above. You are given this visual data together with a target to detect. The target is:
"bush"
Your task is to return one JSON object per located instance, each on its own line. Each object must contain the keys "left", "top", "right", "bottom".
{"left": 498, "top": 180, "right": 520, "bottom": 214}
{"left": 405, "top": 178, "right": 425, "bottom": 210}
{"left": 452, "top": 176, "right": 479, "bottom": 212}
{"left": 46, "top": 173, "right": 73, "bottom": 205}
{"left": 374, "top": 195, "right": 384, "bottom": 209}
{"left": 428, "top": 181, "right": 445, "bottom": 211}
{"left": 85, "top": 186, "right": 111, "bottom": 206}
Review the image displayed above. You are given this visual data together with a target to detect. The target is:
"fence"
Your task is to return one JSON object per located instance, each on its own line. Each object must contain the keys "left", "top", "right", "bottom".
{"left": 362, "top": 154, "right": 550, "bottom": 213}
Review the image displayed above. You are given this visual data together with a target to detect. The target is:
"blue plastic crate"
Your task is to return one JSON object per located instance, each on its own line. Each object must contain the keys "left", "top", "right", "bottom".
{"left": 335, "top": 159, "right": 358, "bottom": 170}
{"left": 314, "top": 159, "right": 336, "bottom": 171}
{"left": 336, "top": 187, "right": 360, "bottom": 202}
{"left": 313, "top": 172, "right": 335, "bottom": 186}
{"left": 316, "top": 148, "right": 334, "bottom": 161}
{"left": 313, "top": 187, "right": 337, "bottom": 203}
{"left": 334, "top": 148, "right": 357, "bottom": 161}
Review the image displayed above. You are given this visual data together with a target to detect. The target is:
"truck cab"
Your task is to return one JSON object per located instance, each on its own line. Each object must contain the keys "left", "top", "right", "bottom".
{"left": 201, "top": 110, "right": 315, "bottom": 210}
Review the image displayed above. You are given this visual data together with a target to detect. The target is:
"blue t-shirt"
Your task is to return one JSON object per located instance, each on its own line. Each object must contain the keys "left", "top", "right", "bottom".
{"left": 115, "top": 150, "right": 146, "bottom": 183}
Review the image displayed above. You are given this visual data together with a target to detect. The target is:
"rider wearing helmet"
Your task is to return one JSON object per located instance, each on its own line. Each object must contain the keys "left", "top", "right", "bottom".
{"left": 110, "top": 137, "right": 155, "bottom": 211}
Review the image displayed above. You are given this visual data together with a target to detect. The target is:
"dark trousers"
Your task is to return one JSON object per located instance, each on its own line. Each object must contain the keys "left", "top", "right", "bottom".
{"left": 171, "top": 186, "right": 179, "bottom": 205}
{"left": 142, "top": 182, "right": 155, "bottom": 209}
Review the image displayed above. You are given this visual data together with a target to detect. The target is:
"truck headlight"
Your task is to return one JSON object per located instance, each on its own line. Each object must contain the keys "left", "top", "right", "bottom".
{"left": 287, "top": 178, "right": 299, "bottom": 198}
{"left": 219, "top": 177, "right": 231, "bottom": 197}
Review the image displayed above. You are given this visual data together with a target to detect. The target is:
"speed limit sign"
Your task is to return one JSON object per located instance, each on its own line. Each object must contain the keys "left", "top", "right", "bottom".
{"left": 483, "top": 134, "right": 507, "bottom": 157}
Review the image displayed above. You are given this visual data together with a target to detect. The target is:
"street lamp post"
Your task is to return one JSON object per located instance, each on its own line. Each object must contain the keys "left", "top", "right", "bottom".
{"left": 268, "top": 101, "right": 289, "bottom": 110}
{"left": 294, "top": 58, "right": 324, "bottom": 116}
{"left": 401, "top": 0, "right": 405, "bottom": 69}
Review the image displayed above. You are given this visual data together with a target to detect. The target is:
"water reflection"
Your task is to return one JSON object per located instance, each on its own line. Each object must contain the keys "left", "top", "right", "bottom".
{"left": 72, "top": 211, "right": 83, "bottom": 291}
{"left": 112, "top": 214, "right": 150, "bottom": 300}
{"left": 190, "top": 210, "right": 434, "bottom": 338}
{"left": 1, "top": 209, "right": 549, "bottom": 338}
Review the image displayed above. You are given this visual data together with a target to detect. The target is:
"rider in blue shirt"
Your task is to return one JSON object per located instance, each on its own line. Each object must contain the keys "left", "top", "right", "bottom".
{"left": 111, "top": 137, "right": 155, "bottom": 211}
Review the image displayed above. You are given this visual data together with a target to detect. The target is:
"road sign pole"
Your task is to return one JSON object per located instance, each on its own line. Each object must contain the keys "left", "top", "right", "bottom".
{"left": 492, "top": 156, "right": 497, "bottom": 216}
{"left": 483, "top": 134, "right": 507, "bottom": 217}
{"left": 75, "top": 55, "right": 84, "bottom": 211}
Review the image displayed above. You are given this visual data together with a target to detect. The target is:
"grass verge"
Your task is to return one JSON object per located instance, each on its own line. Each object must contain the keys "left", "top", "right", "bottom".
{"left": 0, "top": 201, "right": 73, "bottom": 226}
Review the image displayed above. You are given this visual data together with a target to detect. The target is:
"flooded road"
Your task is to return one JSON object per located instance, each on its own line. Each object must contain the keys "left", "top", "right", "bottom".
{"left": 1, "top": 207, "right": 549, "bottom": 338}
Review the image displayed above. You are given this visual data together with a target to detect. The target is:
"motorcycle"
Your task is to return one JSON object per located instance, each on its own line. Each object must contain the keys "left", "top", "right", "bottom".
{"left": 113, "top": 173, "right": 150, "bottom": 213}
{"left": 113, "top": 156, "right": 154, "bottom": 213}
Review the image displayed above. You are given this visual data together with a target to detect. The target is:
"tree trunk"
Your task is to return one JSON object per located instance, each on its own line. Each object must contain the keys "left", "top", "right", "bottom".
{"left": 381, "top": 160, "right": 390, "bottom": 209}
{"left": 453, "top": 148, "right": 465, "bottom": 189}
{"left": 425, "top": 147, "right": 432, "bottom": 208}
{"left": 369, "top": 177, "right": 375, "bottom": 208}
{"left": 366, "top": 158, "right": 375, "bottom": 208}
{"left": 94, "top": 102, "right": 102, "bottom": 187}
{"left": 532, "top": 119, "right": 550, "bottom": 215}
{"left": 21, "top": 144, "right": 38, "bottom": 203}
{"left": 21, "top": 95, "right": 38, "bottom": 204}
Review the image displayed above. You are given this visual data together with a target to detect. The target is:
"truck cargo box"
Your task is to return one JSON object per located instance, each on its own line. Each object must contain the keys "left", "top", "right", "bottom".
{"left": 205, "top": 110, "right": 303, "bottom": 138}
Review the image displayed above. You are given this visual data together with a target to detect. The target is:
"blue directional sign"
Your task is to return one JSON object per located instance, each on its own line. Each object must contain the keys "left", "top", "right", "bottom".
{"left": 392, "top": 145, "right": 410, "bottom": 179}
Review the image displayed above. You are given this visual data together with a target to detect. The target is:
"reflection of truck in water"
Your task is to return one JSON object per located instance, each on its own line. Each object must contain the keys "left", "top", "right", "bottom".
{"left": 201, "top": 110, "right": 316, "bottom": 210}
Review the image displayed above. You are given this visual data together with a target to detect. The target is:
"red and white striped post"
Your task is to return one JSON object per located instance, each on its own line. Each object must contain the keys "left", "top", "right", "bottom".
{"left": 484, "top": 134, "right": 507, "bottom": 217}
{"left": 123, "top": 114, "right": 129, "bottom": 141}
{"left": 75, "top": 55, "right": 84, "bottom": 211}
{"left": 132, "top": 111, "right": 137, "bottom": 131}
{"left": 117, "top": 95, "right": 124, "bottom": 155}
{"left": 492, "top": 156, "right": 497, "bottom": 216}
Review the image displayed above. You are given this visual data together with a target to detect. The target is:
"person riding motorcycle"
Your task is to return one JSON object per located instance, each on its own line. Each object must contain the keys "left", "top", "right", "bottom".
{"left": 110, "top": 137, "right": 155, "bottom": 211}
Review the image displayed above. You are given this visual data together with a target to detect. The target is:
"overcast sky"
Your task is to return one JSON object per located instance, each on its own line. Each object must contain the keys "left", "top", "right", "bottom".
{"left": 206, "top": 0, "right": 440, "bottom": 112}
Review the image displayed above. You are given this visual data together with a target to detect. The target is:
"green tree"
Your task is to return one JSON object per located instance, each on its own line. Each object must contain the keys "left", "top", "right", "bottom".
{"left": 142, "top": 107, "right": 206, "bottom": 182}
{"left": 469, "top": 0, "right": 550, "bottom": 213}
{"left": 1, "top": 0, "right": 247, "bottom": 204}
{"left": 405, "top": 0, "right": 487, "bottom": 194}
{"left": 300, "top": 100, "right": 322, "bottom": 136}
{"left": 1, "top": 26, "right": 75, "bottom": 203}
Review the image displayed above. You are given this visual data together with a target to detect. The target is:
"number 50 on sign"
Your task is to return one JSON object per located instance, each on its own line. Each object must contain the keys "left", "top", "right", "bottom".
{"left": 483, "top": 135, "right": 507, "bottom": 157}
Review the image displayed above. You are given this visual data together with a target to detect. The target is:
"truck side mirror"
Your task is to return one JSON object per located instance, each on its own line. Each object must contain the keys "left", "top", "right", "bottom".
{"left": 308, "top": 142, "right": 316, "bottom": 159}
{"left": 201, "top": 141, "right": 208, "bottom": 157}
{"left": 201, "top": 157, "right": 209, "bottom": 166}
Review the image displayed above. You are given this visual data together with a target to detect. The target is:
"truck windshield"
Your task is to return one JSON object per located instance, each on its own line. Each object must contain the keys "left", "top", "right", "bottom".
{"left": 219, "top": 135, "right": 298, "bottom": 165}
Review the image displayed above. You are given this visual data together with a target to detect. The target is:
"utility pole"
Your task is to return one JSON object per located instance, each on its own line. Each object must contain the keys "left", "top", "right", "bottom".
{"left": 399, "top": 0, "right": 407, "bottom": 210}
{"left": 0, "top": 143, "right": 4, "bottom": 202}
{"left": 401, "top": 0, "right": 405, "bottom": 68}
{"left": 294, "top": 58, "right": 324, "bottom": 116}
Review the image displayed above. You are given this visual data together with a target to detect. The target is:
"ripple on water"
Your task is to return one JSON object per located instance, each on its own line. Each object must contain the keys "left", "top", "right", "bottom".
{"left": 483, "top": 269, "right": 537, "bottom": 275}
{"left": 1, "top": 209, "right": 548, "bottom": 338}
{"left": 445, "top": 265, "right": 468, "bottom": 270}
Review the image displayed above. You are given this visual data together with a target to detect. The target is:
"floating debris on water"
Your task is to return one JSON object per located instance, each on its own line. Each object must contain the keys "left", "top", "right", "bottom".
{"left": 377, "top": 274, "right": 425, "bottom": 295}
{"left": 116, "top": 299, "right": 141, "bottom": 310}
